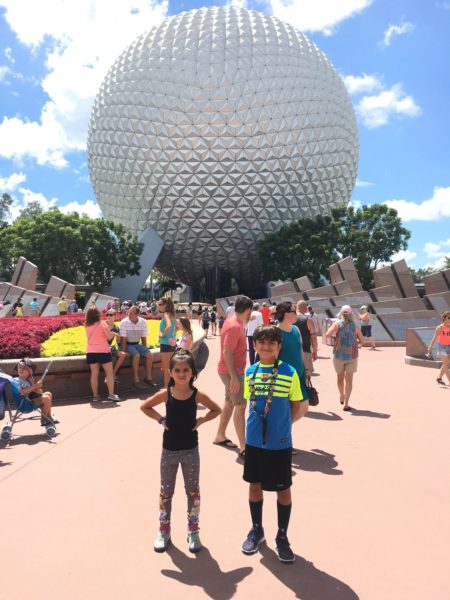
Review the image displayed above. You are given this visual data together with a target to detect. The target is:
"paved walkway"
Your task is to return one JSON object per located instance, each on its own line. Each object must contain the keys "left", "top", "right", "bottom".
{"left": 1, "top": 337, "right": 449, "bottom": 600}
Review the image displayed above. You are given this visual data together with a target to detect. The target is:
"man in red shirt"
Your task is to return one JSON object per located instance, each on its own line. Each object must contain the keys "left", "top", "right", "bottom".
{"left": 259, "top": 302, "right": 271, "bottom": 325}
{"left": 214, "top": 295, "right": 253, "bottom": 455}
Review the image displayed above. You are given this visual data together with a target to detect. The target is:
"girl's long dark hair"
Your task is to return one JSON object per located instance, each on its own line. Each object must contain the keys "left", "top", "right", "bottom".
{"left": 167, "top": 349, "right": 198, "bottom": 390}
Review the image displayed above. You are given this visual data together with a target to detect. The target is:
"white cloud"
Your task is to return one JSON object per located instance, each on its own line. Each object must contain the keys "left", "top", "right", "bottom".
{"left": 356, "top": 83, "right": 421, "bottom": 128}
{"left": 382, "top": 21, "right": 414, "bottom": 46}
{"left": 343, "top": 73, "right": 382, "bottom": 95}
{"left": 269, "top": 0, "right": 373, "bottom": 35}
{"left": 7, "top": 186, "right": 102, "bottom": 221}
{"left": 4, "top": 47, "right": 15, "bottom": 64}
{"left": 390, "top": 249, "right": 417, "bottom": 266}
{"left": 355, "top": 179, "right": 374, "bottom": 188}
{"left": 424, "top": 242, "right": 444, "bottom": 258}
{"left": 384, "top": 186, "right": 450, "bottom": 221}
{"left": 0, "top": 65, "right": 12, "bottom": 82}
{"left": 59, "top": 199, "right": 102, "bottom": 218}
{"left": 0, "top": 0, "right": 168, "bottom": 167}
{"left": 423, "top": 256, "right": 448, "bottom": 270}
{"left": 0, "top": 172, "right": 27, "bottom": 192}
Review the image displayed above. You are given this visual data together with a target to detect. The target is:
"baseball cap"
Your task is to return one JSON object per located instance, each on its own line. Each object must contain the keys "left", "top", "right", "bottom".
{"left": 360, "top": 305, "right": 368, "bottom": 310}
{"left": 340, "top": 305, "right": 353, "bottom": 315}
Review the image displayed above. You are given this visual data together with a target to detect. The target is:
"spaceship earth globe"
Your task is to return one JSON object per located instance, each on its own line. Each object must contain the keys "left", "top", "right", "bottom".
{"left": 87, "top": 6, "right": 359, "bottom": 289}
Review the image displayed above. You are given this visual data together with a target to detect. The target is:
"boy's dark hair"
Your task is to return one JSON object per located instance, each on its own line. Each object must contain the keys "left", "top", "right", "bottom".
{"left": 168, "top": 349, "right": 198, "bottom": 390}
{"left": 234, "top": 295, "right": 253, "bottom": 314}
{"left": 252, "top": 324, "right": 282, "bottom": 344}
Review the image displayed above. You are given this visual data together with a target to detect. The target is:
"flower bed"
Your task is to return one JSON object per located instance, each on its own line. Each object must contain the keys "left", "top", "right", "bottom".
{"left": 41, "top": 320, "right": 160, "bottom": 357}
{"left": 0, "top": 314, "right": 85, "bottom": 359}
{"left": 0, "top": 313, "right": 164, "bottom": 359}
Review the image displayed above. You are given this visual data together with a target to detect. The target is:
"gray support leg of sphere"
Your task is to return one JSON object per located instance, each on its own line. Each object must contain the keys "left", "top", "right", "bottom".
{"left": 107, "top": 227, "right": 164, "bottom": 301}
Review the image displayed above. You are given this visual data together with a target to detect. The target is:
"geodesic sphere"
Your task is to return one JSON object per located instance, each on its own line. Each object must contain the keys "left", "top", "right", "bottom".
{"left": 87, "top": 6, "right": 358, "bottom": 287}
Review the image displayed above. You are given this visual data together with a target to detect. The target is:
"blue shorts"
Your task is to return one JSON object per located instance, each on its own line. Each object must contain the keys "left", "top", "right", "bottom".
{"left": 126, "top": 343, "right": 149, "bottom": 357}
{"left": 437, "top": 344, "right": 450, "bottom": 356}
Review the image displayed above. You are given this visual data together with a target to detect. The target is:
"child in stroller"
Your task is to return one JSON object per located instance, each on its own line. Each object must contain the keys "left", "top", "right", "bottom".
{"left": 13, "top": 358, "right": 54, "bottom": 427}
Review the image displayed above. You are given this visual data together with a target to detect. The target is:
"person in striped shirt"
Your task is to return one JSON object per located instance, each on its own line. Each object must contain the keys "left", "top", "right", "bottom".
{"left": 241, "top": 325, "right": 308, "bottom": 563}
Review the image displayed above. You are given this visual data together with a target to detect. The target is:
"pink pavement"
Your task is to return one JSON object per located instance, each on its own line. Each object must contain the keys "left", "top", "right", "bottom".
{"left": 1, "top": 337, "right": 450, "bottom": 600}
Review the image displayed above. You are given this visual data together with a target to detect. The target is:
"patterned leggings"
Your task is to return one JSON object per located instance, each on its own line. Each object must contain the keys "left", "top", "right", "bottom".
{"left": 159, "top": 447, "right": 200, "bottom": 533}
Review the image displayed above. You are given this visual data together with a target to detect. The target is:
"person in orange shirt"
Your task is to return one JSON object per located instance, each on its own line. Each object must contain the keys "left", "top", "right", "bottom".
{"left": 428, "top": 310, "right": 450, "bottom": 386}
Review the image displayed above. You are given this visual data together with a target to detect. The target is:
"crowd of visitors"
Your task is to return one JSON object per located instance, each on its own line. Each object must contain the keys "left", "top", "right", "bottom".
{"left": 4, "top": 287, "right": 448, "bottom": 565}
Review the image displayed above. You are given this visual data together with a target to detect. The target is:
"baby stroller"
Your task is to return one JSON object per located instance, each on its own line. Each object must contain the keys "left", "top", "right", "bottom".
{"left": 0, "top": 370, "right": 56, "bottom": 442}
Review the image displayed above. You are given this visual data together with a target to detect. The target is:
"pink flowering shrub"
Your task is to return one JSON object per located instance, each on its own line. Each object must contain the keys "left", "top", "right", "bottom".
{"left": 0, "top": 314, "right": 85, "bottom": 359}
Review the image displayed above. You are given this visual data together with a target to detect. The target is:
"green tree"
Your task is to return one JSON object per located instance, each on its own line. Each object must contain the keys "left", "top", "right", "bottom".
{"left": 410, "top": 266, "right": 439, "bottom": 283}
{"left": 257, "top": 204, "right": 411, "bottom": 290}
{"left": 17, "top": 201, "right": 44, "bottom": 220}
{"left": 331, "top": 204, "right": 411, "bottom": 289}
{"left": 0, "top": 193, "right": 13, "bottom": 226}
{"left": 0, "top": 208, "right": 143, "bottom": 290}
{"left": 444, "top": 256, "right": 450, "bottom": 270}
{"left": 257, "top": 215, "right": 340, "bottom": 286}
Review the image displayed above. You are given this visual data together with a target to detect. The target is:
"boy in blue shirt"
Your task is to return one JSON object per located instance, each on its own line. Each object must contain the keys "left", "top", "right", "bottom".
{"left": 242, "top": 325, "right": 309, "bottom": 562}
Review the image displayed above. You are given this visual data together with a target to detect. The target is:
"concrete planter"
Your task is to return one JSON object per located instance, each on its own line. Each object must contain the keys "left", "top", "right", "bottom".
{"left": 0, "top": 326, "right": 205, "bottom": 401}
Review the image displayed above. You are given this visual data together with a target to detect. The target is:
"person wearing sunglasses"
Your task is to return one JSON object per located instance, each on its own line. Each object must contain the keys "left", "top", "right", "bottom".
{"left": 428, "top": 311, "right": 450, "bottom": 385}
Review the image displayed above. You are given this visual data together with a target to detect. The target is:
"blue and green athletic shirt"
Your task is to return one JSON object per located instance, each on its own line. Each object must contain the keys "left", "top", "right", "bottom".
{"left": 244, "top": 361, "right": 304, "bottom": 450}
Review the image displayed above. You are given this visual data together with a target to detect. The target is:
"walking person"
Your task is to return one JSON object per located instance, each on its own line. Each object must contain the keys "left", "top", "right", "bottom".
{"left": 159, "top": 297, "right": 178, "bottom": 387}
{"left": 357, "top": 305, "right": 376, "bottom": 350}
{"left": 140, "top": 349, "right": 221, "bottom": 553}
{"left": 428, "top": 310, "right": 450, "bottom": 385}
{"left": 30, "top": 298, "right": 40, "bottom": 316}
{"left": 201, "top": 307, "right": 211, "bottom": 338}
{"left": 295, "top": 300, "right": 318, "bottom": 375}
{"left": 210, "top": 306, "right": 218, "bottom": 336}
{"left": 84, "top": 307, "right": 121, "bottom": 402}
{"left": 241, "top": 325, "right": 308, "bottom": 563}
{"left": 247, "top": 303, "right": 264, "bottom": 365}
{"left": 214, "top": 295, "right": 253, "bottom": 454}
{"left": 326, "top": 305, "right": 364, "bottom": 411}
{"left": 276, "top": 301, "right": 309, "bottom": 402}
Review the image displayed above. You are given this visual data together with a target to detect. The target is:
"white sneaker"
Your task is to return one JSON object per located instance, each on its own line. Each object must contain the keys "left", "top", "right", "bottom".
{"left": 187, "top": 530, "right": 202, "bottom": 553}
{"left": 107, "top": 394, "right": 121, "bottom": 402}
{"left": 154, "top": 530, "right": 171, "bottom": 553}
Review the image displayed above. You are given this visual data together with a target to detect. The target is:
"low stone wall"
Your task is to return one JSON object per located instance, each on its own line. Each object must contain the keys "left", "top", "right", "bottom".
{"left": 0, "top": 326, "right": 205, "bottom": 402}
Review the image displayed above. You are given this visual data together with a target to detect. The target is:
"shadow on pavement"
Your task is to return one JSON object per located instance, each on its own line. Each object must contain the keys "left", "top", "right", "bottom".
{"left": 163, "top": 544, "right": 252, "bottom": 600}
{"left": 195, "top": 342, "right": 210, "bottom": 372}
{"left": 259, "top": 544, "right": 359, "bottom": 599}
{"left": 291, "top": 448, "right": 343, "bottom": 476}
{"left": 305, "top": 411, "right": 343, "bottom": 421}
{"left": 3, "top": 433, "right": 57, "bottom": 447}
{"left": 349, "top": 408, "right": 390, "bottom": 419}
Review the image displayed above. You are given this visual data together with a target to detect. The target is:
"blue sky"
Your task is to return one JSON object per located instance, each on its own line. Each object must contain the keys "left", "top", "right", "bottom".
{"left": 0, "top": 0, "right": 449, "bottom": 271}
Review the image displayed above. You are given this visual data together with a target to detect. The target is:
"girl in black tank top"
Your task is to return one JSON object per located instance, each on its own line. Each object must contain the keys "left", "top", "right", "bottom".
{"left": 140, "top": 349, "right": 221, "bottom": 554}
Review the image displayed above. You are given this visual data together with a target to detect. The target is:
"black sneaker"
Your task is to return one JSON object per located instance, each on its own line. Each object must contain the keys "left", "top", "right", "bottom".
{"left": 275, "top": 535, "right": 295, "bottom": 563}
{"left": 242, "top": 527, "right": 265, "bottom": 554}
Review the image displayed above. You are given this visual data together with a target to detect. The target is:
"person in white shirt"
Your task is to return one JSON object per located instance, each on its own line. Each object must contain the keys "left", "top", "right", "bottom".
{"left": 226, "top": 302, "right": 235, "bottom": 319}
{"left": 246, "top": 303, "right": 264, "bottom": 364}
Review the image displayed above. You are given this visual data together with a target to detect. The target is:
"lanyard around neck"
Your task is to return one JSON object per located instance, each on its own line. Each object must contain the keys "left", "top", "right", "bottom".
{"left": 248, "top": 360, "right": 279, "bottom": 445}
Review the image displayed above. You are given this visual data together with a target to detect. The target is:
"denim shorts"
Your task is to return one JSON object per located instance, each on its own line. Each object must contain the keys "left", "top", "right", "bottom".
{"left": 437, "top": 344, "right": 450, "bottom": 356}
{"left": 126, "top": 343, "right": 149, "bottom": 357}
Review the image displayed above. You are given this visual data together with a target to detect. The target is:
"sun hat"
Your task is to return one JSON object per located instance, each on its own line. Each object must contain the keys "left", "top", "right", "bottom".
{"left": 340, "top": 305, "right": 353, "bottom": 315}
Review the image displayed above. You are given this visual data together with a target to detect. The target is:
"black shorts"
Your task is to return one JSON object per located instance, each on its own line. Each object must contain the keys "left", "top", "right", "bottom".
{"left": 160, "top": 344, "right": 175, "bottom": 353}
{"left": 361, "top": 325, "right": 372, "bottom": 338}
{"left": 86, "top": 352, "right": 112, "bottom": 365}
{"left": 243, "top": 444, "right": 292, "bottom": 491}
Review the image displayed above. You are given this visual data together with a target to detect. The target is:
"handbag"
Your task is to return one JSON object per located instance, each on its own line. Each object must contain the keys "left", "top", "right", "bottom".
{"left": 305, "top": 377, "right": 319, "bottom": 406}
